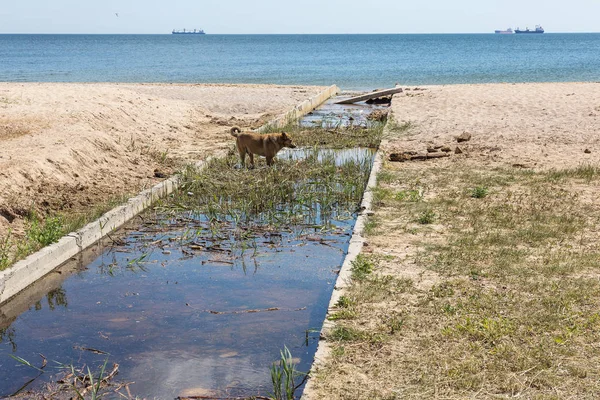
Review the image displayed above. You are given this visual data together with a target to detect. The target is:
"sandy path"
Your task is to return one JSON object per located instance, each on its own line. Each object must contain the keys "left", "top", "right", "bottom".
{"left": 0, "top": 82, "right": 325, "bottom": 237}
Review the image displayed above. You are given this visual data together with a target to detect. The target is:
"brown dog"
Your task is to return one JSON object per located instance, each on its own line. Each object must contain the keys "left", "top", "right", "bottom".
{"left": 230, "top": 127, "right": 297, "bottom": 168}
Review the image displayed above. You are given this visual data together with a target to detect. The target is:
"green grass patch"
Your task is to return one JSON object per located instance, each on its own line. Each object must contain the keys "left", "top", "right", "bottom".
{"left": 546, "top": 164, "right": 600, "bottom": 182}
{"left": 350, "top": 254, "right": 374, "bottom": 281}
{"left": 470, "top": 186, "right": 489, "bottom": 198}
{"left": 417, "top": 209, "right": 436, "bottom": 224}
{"left": 0, "top": 194, "right": 132, "bottom": 271}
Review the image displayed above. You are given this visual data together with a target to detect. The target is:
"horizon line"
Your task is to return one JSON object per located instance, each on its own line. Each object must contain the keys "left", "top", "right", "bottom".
{"left": 1, "top": 31, "right": 599, "bottom": 35}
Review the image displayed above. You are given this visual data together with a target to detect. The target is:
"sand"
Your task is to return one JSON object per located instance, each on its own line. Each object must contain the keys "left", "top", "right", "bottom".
{"left": 389, "top": 82, "right": 600, "bottom": 169}
{"left": 0, "top": 82, "right": 326, "bottom": 238}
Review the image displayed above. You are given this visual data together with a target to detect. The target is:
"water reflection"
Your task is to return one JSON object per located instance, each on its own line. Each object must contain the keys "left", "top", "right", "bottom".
{"left": 0, "top": 148, "right": 374, "bottom": 398}
{"left": 44, "top": 288, "right": 68, "bottom": 311}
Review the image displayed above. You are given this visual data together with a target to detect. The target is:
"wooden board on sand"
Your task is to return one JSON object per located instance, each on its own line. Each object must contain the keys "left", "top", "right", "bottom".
{"left": 335, "top": 87, "right": 404, "bottom": 104}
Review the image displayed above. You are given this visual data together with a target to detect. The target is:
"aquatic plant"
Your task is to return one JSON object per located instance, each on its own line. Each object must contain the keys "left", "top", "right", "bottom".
{"left": 260, "top": 122, "right": 386, "bottom": 149}
{"left": 154, "top": 147, "right": 373, "bottom": 233}
{"left": 269, "top": 346, "right": 306, "bottom": 400}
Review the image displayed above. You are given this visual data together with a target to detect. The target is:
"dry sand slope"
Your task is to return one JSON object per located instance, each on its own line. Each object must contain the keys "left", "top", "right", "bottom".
{"left": 0, "top": 82, "right": 325, "bottom": 237}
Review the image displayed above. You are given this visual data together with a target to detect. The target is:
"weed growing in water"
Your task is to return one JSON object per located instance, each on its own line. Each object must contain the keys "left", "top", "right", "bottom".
{"left": 269, "top": 346, "right": 306, "bottom": 400}
{"left": 9, "top": 355, "right": 121, "bottom": 398}
{"left": 158, "top": 148, "right": 373, "bottom": 231}
{"left": 261, "top": 122, "right": 386, "bottom": 149}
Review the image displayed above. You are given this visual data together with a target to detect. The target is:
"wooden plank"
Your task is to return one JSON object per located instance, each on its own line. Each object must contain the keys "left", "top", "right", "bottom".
{"left": 335, "top": 87, "right": 403, "bottom": 104}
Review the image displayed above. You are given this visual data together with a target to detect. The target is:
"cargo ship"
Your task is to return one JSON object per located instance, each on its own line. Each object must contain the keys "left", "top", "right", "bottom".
{"left": 515, "top": 25, "right": 544, "bottom": 34}
{"left": 495, "top": 28, "right": 513, "bottom": 34}
{"left": 172, "top": 29, "right": 205, "bottom": 34}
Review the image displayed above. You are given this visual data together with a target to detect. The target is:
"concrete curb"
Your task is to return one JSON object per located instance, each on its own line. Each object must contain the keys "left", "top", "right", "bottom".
{"left": 257, "top": 85, "right": 340, "bottom": 132}
{"left": 0, "top": 85, "right": 340, "bottom": 305}
{"left": 301, "top": 103, "right": 395, "bottom": 400}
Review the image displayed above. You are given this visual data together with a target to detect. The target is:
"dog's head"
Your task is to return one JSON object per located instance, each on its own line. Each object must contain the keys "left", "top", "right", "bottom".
{"left": 280, "top": 132, "right": 297, "bottom": 149}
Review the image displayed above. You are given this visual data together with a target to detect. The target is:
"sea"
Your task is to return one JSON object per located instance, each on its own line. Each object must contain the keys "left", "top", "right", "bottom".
{"left": 1, "top": 33, "right": 599, "bottom": 90}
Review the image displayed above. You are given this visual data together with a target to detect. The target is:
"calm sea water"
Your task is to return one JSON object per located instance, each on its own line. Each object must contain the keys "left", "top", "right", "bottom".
{"left": 1, "top": 34, "right": 599, "bottom": 90}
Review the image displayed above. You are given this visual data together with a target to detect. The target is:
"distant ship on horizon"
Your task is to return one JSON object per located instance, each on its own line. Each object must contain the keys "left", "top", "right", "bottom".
{"left": 172, "top": 29, "right": 205, "bottom": 35}
{"left": 515, "top": 25, "right": 544, "bottom": 34}
{"left": 495, "top": 28, "right": 513, "bottom": 34}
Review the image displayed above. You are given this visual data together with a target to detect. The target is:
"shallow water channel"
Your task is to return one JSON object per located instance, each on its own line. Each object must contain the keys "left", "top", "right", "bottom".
{"left": 0, "top": 146, "right": 375, "bottom": 398}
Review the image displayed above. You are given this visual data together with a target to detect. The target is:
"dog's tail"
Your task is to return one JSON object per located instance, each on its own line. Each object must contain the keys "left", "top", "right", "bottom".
{"left": 230, "top": 127, "right": 241, "bottom": 137}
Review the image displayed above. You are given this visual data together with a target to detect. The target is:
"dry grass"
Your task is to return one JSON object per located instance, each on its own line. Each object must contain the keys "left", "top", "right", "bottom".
{"left": 312, "top": 159, "right": 600, "bottom": 399}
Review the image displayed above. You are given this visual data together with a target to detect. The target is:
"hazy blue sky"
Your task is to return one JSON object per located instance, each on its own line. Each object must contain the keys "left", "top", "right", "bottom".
{"left": 1, "top": 0, "right": 598, "bottom": 34}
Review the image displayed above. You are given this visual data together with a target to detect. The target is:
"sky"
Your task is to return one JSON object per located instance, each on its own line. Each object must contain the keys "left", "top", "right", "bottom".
{"left": 0, "top": 0, "right": 599, "bottom": 34}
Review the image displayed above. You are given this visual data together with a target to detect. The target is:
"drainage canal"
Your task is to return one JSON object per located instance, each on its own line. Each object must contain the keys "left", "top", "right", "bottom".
{"left": 0, "top": 94, "right": 388, "bottom": 399}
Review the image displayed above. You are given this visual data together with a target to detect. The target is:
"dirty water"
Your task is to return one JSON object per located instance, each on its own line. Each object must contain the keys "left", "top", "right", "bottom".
{"left": 300, "top": 96, "right": 388, "bottom": 128}
{"left": 0, "top": 148, "right": 376, "bottom": 399}
{"left": 279, "top": 147, "right": 374, "bottom": 166}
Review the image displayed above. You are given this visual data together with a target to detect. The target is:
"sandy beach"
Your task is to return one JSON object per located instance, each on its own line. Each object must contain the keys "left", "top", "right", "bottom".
{"left": 0, "top": 82, "right": 325, "bottom": 239}
{"left": 390, "top": 82, "right": 600, "bottom": 169}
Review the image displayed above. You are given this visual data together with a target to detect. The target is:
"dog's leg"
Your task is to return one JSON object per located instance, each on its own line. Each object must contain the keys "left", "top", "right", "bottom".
{"left": 266, "top": 156, "right": 274, "bottom": 166}
{"left": 238, "top": 145, "right": 246, "bottom": 168}
{"left": 248, "top": 152, "right": 255, "bottom": 169}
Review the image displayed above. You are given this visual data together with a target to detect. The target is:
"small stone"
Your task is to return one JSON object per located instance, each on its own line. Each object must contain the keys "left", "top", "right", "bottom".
{"left": 154, "top": 169, "right": 167, "bottom": 178}
{"left": 585, "top": 149, "right": 592, "bottom": 154}
{"left": 456, "top": 132, "right": 472, "bottom": 143}
{"left": 389, "top": 152, "right": 412, "bottom": 162}
{"left": 426, "top": 152, "right": 450, "bottom": 159}
{"left": 426, "top": 147, "right": 437, "bottom": 153}
{"left": 512, "top": 163, "right": 532, "bottom": 169}
{"left": 367, "top": 109, "right": 389, "bottom": 121}
{"left": 441, "top": 146, "right": 452, "bottom": 153}
{"left": 455, "top": 147, "right": 463, "bottom": 154}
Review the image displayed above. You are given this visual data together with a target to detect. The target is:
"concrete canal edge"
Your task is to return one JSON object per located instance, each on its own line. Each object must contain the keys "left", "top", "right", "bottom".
{"left": 301, "top": 97, "right": 396, "bottom": 400}
{"left": 0, "top": 84, "right": 340, "bottom": 305}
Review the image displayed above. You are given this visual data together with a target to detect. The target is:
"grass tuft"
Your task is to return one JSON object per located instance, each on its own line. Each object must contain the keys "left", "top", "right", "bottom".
{"left": 470, "top": 186, "right": 489, "bottom": 198}
{"left": 417, "top": 209, "right": 436, "bottom": 224}
{"left": 350, "top": 255, "right": 374, "bottom": 281}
